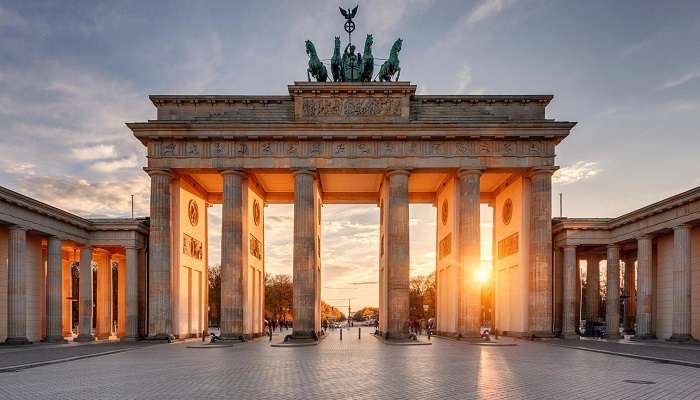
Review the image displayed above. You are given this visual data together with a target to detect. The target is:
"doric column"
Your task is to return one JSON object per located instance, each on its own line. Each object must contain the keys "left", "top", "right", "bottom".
{"left": 457, "top": 168, "right": 482, "bottom": 337}
{"left": 623, "top": 255, "right": 636, "bottom": 334}
{"left": 528, "top": 167, "right": 555, "bottom": 336}
{"left": 45, "top": 236, "right": 65, "bottom": 342}
{"left": 635, "top": 235, "right": 654, "bottom": 339}
{"left": 670, "top": 224, "right": 693, "bottom": 341}
{"left": 385, "top": 169, "right": 410, "bottom": 340}
{"left": 61, "top": 254, "right": 73, "bottom": 337}
{"left": 220, "top": 169, "right": 245, "bottom": 338}
{"left": 606, "top": 244, "right": 622, "bottom": 339}
{"left": 562, "top": 245, "right": 578, "bottom": 338}
{"left": 6, "top": 226, "right": 30, "bottom": 344}
{"left": 96, "top": 251, "right": 113, "bottom": 339}
{"left": 585, "top": 252, "right": 600, "bottom": 321}
{"left": 146, "top": 168, "right": 173, "bottom": 339}
{"left": 292, "top": 169, "right": 319, "bottom": 338}
{"left": 122, "top": 246, "right": 139, "bottom": 341}
{"left": 76, "top": 245, "right": 94, "bottom": 341}
{"left": 116, "top": 254, "right": 126, "bottom": 337}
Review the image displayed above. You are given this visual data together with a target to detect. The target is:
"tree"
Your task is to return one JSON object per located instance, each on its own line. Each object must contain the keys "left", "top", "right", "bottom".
{"left": 352, "top": 307, "right": 378, "bottom": 321}
{"left": 265, "top": 273, "right": 293, "bottom": 321}
{"left": 409, "top": 273, "right": 436, "bottom": 319}
{"left": 321, "top": 301, "right": 346, "bottom": 321}
{"left": 208, "top": 265, "right": 221, "bottom": 327}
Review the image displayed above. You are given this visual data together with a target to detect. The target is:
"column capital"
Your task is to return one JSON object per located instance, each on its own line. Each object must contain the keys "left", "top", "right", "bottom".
{"left": 637, "top": 234, "right": 653, "bottom": 241}
{"left": 8, "top": 224, "right": 29, "bottom": 232}
{"left": 563, "top": 244, "right": 577, "bottom": 250}
{"left": 457, "top": 167, "right": 485, "bottom": 178}
{"left": 77, "top": 243, "right": 93, "bottom": 250}
{"left": 673, "top": 224, "right": 691, "bottom": 231}
{"left": 143, "top": 167, "right": 172, "bottom": 177}
{"left": 291, "top": 168, "right": 317, "bottom": 178}
{"left": 220, "top": 168, "right": 247, "bottom": 177}
{"left": 386, "top": 168, "right": 411, "bottom": 177}
{"left": 529, "top": 166, "right": 559, "bottom": 177}
{"left": 607, "top": 243, "right": 621, "bottom": 250}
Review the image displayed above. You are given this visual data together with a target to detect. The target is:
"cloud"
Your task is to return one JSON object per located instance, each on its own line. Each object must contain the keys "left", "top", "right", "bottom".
{"left": 10, "top": 173, "right": 149, "bottom": 218}
{"left": 463, "top": 0, "right": 516, "bottom": 27}
{"left": 91, "top": 155, "right": 139, "bottom": 173}
{"left": 661, "top": 69, "right": 700, "bottom": 89}
{"left": 553, "top": 161, "right": 601, "bottom": 185}
{"left": 664, "top": 101, "right": 700, "bottom": 113}
{"left": 1, "top": 161, "right": 36, "bottom": 175}
{"left": 72, "top": 144, "right": 117, "bottom": 161}
{"left": 454, "top": 65, "right": 485, "bottom": 95}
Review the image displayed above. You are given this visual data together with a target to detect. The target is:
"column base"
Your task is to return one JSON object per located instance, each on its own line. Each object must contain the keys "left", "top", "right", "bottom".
{"left": 4, "top": 337, "right": 32, "bottom": 345}
{"left": 96, "top": 333, "right": 112, "bottom": 340}
{"left": 44, "top": 335, "right": 68, "bottom": 343}
{"left": 120, "top": 335, "right": 140, "bottom": 342}
{"left": 633, "top": 334, "right": 656, "bottom": 340}
{"left": 561, "top": 333, "right": 580, "bottom": 340}
{"left": 606, "top": 334, "right": 623, "bottom": 340}
{"left": 667, "top": 334, "right": 696, "bottom": 343}
{"left": 75, "top": 334, "right": 95, "bottom": 342}
{"left": 146, "top": 334, "right": 175, "bottom": 342}
{"left": 528, "top": 330, "right": 556, "bottom": 339}
{"left": 218, "top": 334, "right": 247, "bottom": 342}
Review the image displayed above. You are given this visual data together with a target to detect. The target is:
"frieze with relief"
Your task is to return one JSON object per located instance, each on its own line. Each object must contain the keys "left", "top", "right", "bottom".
{"left": 301, "top": 97, "right": 403, "bottom": 120}
{"left": 153, "top": 139, "right": 554, "bottom": 159}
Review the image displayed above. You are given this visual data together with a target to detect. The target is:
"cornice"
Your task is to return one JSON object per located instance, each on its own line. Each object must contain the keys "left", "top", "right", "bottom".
{"left": 0, "top": 186, "right": 149, "bottom": 235}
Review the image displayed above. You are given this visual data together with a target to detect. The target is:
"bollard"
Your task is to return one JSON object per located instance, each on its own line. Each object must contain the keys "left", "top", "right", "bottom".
{"left": 359, "top": 327, "right": 361, "bottom": 339}
{"left": 428, "top": 330, "right": 431, "bottom": 340}
{"left": 340, "top": 329, "right": 343, "bottom": 341}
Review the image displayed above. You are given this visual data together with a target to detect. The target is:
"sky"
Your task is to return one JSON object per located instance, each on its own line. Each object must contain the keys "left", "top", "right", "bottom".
{"left": 1, "top": 0, "right": 699, "bottom": 309}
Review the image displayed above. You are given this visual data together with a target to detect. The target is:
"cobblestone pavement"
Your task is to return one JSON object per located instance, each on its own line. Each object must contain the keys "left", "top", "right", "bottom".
{"left": 0, "top": 341, "right": 156, "bottom": 370}
{"left": 555, "top": 337, "right": 700, "bottom": 364}
{"left": 1, "top": 328, "right": 699, "bottom": 399}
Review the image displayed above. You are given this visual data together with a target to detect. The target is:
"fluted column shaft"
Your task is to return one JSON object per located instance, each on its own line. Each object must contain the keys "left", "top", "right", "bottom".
{"left": 635, "top": 236, "right": 654, "bottom": 338}
{"left": 45, "top": 236, "right": 65, "bottom": 342}
{"left": 292, "top": 169, "right": 318, "bottom": 338}
{"left": 76, "top": 245, "right": 94, "bottom": 341}
{"left": 528, "top": 168, "right": 554, "bottom": 335}
{"left": 123, "top": 247, "right": 139, "bottom": 340}
{"left": 670, "top": 224, "right": 693, "bottom": 341}
{"left": 586, "top": 253, "right": 600, "bottom": 321}
{"left": 96, "top": 252, "right": 113, "bottom": 339}
{"left": 458, "top": 168, "right": 482, "bottom": 337}
{"left": 623, "top": 256, "right": 636, "bottom": 333}
{"left": 385, "top": 169, "right": 410, "bottom": 339}
{"left": 6, "top": 226, "right": 30, "bottom": 344}
{"left": 606, "top": 245, "right": 621, "bottom": 338}
{"left": 562, "top": 245, "right": 578, "bottom": 337}
{"left": 147, "top": 169, "right": 172, "bottom": 339}
{"left": 221, "top": 170, "right": 245, "bottom": 337}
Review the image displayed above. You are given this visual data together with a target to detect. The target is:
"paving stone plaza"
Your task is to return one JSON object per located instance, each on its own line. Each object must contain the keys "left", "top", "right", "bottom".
{"left": 2, "top": 330, "right": 700, "bottom": 399}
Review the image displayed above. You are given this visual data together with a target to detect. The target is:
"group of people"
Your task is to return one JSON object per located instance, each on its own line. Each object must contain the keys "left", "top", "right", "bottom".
{"left": 264, "top": 319, "right": 289, "bottom": 333}
{"left": 408, "top": 318, "right": 435, "bottom": 336}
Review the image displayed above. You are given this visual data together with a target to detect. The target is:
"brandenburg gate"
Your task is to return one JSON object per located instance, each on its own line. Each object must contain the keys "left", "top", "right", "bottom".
{"left": 128, "top": 81, "right": 575, "bottom": 342}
